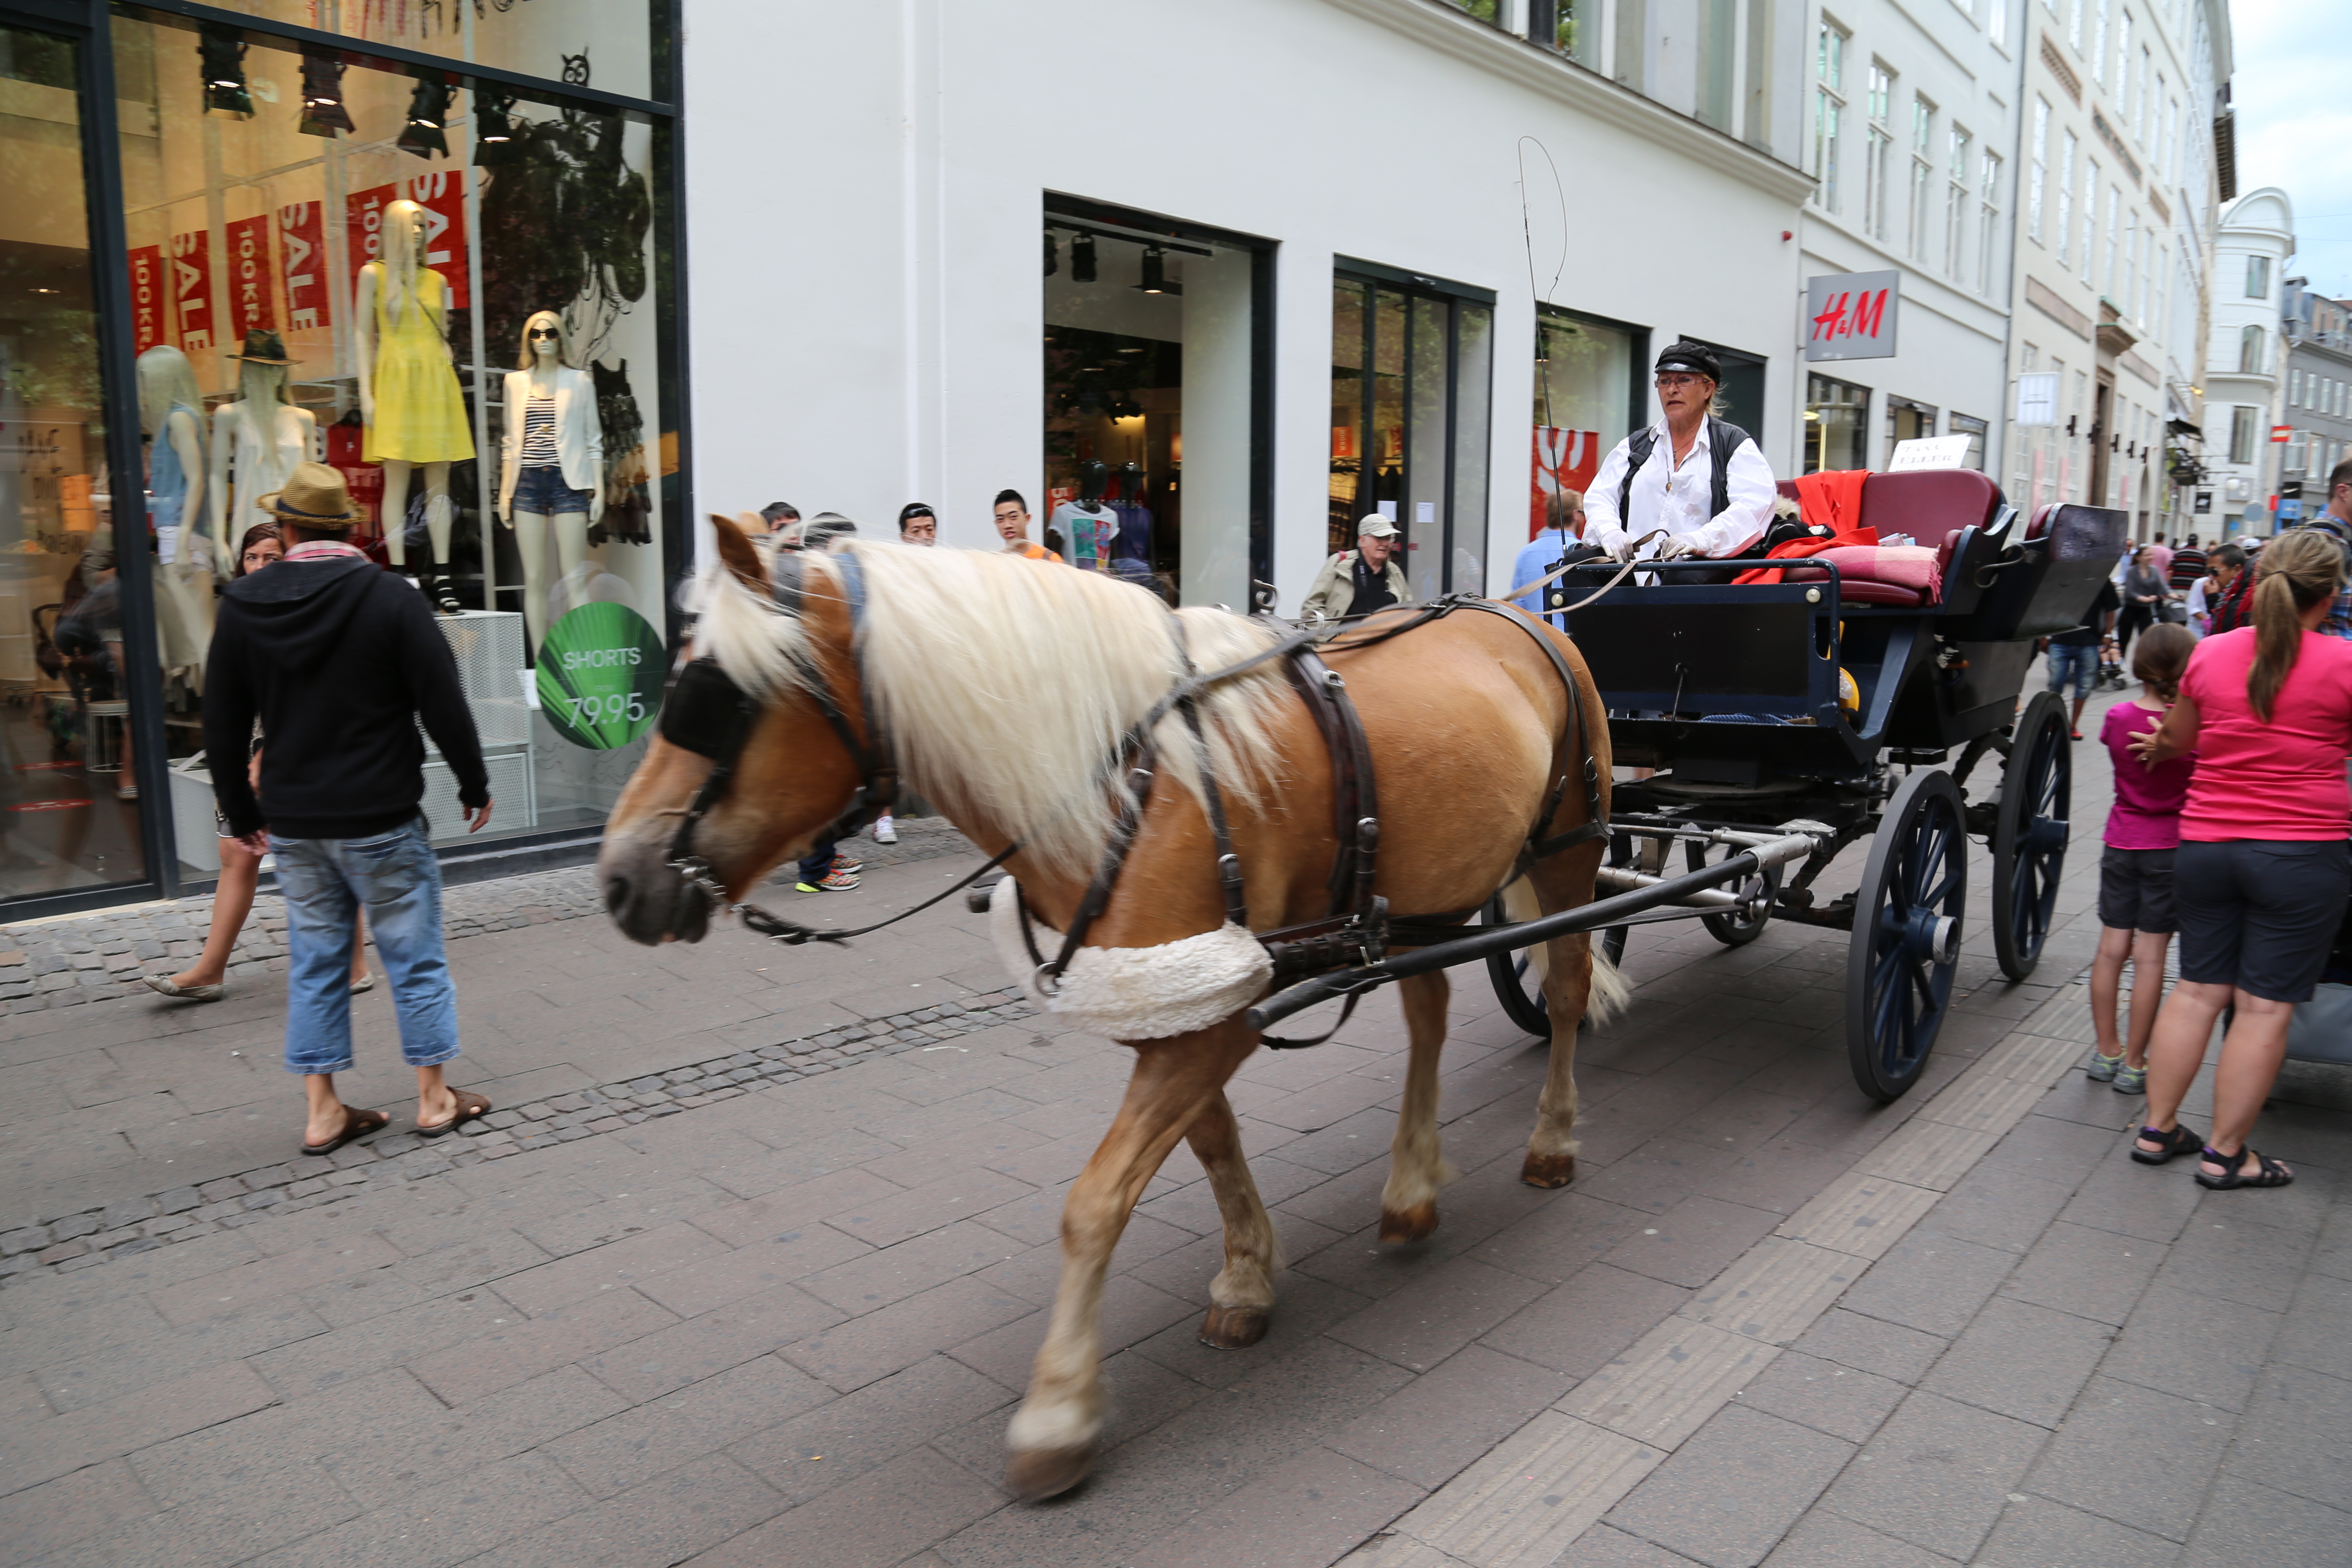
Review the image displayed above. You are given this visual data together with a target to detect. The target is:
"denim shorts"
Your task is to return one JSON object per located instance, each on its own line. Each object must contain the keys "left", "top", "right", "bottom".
{"left": 2045, "top": 642, "right": 2098, "bottom": 700}
{"left": 2174, "top": 839, "right": 2351, "bottom": 1002}
{"left": 513, "top": 464, "right": 594, "bottom": 516}
{"left": 273, "top": 818, "right": 459, "bottom": 1075}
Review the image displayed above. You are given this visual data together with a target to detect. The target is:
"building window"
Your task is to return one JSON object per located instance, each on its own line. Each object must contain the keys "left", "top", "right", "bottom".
{"left": 1945, "top": 126, "right": 1972, "bottom": 278}
{"left": 2092, "top": 0, "right": 2110, "bottom": 84}
{"left": 2118, "top": 10, "right": 2134, "bottom": 113}
{"left": 1908, "top": 98, "right": 1936, "bottom": 259}
{"left": 2291, "top": 367, "right": 2304, "bottom": 407}
{"left": 2136, "top": 45, "right": 2151, "bottom": 140}
{"left": 2121, "top": 210, "right": 2138, "bottom": 318}
{"left": 1329, "top": 264, "right": 1494, "bottom": 601}
{"left": 2287, "top": 431, "right": 2309, "bottom": 475}
{"left": 1978, "top": 149, "right": 2004, "bottom": 294}
{"left": 2068, "top": 0, "right": 2085, "bottom": 49}
{"left": 1805, "top": 373, "right": 1870, "bottom": 473}
{"left": 2103, "top": 186, "right": 2120, "bottom": 295}
{"left": 2027, "top": 99, "right": 2049, "bottom": 242}
{"left": 2056, "top": 131, "right": 2077, "bottom": 267}
{"left": 1950, "top": 412, "right": 1989, "bottom": 470}
{"left": 2230, "top": 406, "right": 2257, "bottom": 464}
{"left": 1886, "top": 397, "right": 1939, "bottom": 466}
{"left": 1530, "top": 307, "right": 1644, "bottom": 544}
{"left": 2239, "top": 325, "right": 2264, "bottom": 375}
{"left": 1865, "top": 62, "right": 1895, "bottom": 241}
{"left": 1990, "top": 0, "right": 2007, "bottom": 46}
{"left": 1814, "top": 21, "right": 1848, "bottom": 211}
{"left": 2246, "top": 254, "right": 2271, "bottom": 299}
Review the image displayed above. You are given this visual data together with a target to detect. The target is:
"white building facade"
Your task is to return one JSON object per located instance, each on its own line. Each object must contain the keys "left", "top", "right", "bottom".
{"left": 1795, "top": 0, "right": 2022, "bottom": 478}
{"left": 2205, "top": 187, "right": 2295, "bottom": 536}
{"left": 681, "top": 0, "right": 1816, "bottom": 613}
{"left": 2001, "top": 0, "right": 2232, "bottom": 542}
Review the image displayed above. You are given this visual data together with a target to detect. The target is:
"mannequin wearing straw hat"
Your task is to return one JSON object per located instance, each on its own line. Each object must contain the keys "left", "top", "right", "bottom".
{"left": 355, "top": 199, "right": 476, "bottom": 613}
{"left": 207, "top": 329, "right": 319, "bottom": 567}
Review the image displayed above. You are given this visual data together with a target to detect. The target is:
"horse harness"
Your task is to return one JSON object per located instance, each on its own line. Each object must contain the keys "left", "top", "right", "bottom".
{"left": 655, "top": 557, "right": 1608, "bottom": 1037}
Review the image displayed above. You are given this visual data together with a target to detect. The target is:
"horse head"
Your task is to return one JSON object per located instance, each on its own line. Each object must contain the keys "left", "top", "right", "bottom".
{"left": 599, "top": 514, "right": 872, "bottom": 944}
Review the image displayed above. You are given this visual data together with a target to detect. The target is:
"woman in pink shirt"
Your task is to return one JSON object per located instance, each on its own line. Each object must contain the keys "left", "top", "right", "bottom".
{"left": 2130, "top": 530, "right": 2352, "bottom": 1189}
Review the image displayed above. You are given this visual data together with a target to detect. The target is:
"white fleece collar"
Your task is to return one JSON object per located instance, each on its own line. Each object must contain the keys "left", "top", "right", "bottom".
{"left": 989, "top": 876, "right": 1272, "bottom": 1041}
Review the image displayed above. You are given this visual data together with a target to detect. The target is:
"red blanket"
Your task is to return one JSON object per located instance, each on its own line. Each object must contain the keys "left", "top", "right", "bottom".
{"left": 1735, "top": 527, "right": 1878, "bottom": 585}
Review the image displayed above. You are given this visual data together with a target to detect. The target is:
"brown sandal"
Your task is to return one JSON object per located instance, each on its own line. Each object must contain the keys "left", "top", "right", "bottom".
{"left": 301, "top": 1106, "right": 391, "bottom": 1158}
{"left": 416, "top": 1088, "right": 491, "bottom": 1139}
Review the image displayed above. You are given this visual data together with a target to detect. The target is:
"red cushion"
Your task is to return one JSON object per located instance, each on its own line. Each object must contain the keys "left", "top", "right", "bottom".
{"left": 1782, "top": 564, "right": 1929, "bottom": 606}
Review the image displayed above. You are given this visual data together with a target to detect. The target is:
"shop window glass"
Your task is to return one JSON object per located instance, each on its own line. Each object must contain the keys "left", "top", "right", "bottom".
{"left": 190, "top": 0, "right": 661, "bottom": 104}
{"left": 1949, "top": 412, "right": 1988, "bottom": 470}
{"left": 1531, "top": 307, "right": 1640, "bottom": 543}
{"left": 1886, "top": 397, "right": 1938, "bottom": 466}
{"left": 1044, "top": 214, "right": 1256, "bottom": 609}
{"left": 1, "top": 22, "right": 150, "bottom": 902}
{"left": 1806, "top": 373, "right": 1870, "bottom": 472}
{"left": 111, "top": 10, "right": 674, "bottom": 881}
{"left": 1326, "top": 269, "right": 1492, "bottom": 601}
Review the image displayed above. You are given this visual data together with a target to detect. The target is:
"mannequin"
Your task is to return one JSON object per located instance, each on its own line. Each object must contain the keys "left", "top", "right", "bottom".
{"left": 355, "top": 198, "right": 475, "bottom": 612}
{"left": 138, "top": 345, "right": 215, "bottom": 686}
{"left": 1049, "top": 459, "right": 1119, "bottom": 571}
{"left": 497, "top": 309, "right": 603, "bottom": 649}
{"left": 208, "top": 331, "right": 319, "bottom": 571}
{"left": 1108, "top": 458, "right": 1155, "bottom": 583}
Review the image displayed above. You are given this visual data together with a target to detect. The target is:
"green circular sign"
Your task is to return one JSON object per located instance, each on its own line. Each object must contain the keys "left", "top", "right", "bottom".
{"left": 536, "top": 603, "right": 665, "bottom": 749}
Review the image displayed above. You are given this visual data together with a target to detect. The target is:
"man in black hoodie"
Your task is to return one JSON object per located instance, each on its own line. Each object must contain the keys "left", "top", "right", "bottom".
{"left": 206, "top": 463, "right": 495, "bottom": 1156}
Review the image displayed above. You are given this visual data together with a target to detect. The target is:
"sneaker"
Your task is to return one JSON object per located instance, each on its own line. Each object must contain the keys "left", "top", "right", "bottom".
{"left": 829, "top": 852, "right": 863, "bottom": 875}
{"left": 2113, "top": 1063, "right": 2149, "bottom": 1095}
{"left": 796, "top": 869, "right": 860, "bottom": 892}
{"left": 2086, "top": 1050, "right": 2124, "bottom": 1082}
{"left": 872, "top": 814, "right": 898, "bottom": 844}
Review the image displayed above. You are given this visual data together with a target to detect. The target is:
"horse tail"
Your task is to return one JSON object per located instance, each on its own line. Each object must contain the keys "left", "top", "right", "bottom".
{"left": 1501, "top": 878, "right": 1626, "bottom": 1027}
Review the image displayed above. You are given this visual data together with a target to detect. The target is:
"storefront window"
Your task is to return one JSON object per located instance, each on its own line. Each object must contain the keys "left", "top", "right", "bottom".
{"left": 191, "top": 0, "right": 664, "bottom": 103}
{"left": 1329, "top": 264, "right": 1493, "bottom": 600}
{"left": 1949, "top": 412, "right": 1988, "bottom": 470}
{"left": 1806, "top": 373, "right": 1870, "bottom": 472}
{"left": 1043, "top": 205, "right": 1262, "bottom": 608}
{"left": 1885, "top": 396, "right": 1937, "bottom": 465}
{"left": 110, "top": 9, "right": 674, "bottom": 882}
{"left": 1, "top": 21, "right": 147, "bottom": 902}
{"left": 1530, "top": 306, "right": 1641, "bottom": 542}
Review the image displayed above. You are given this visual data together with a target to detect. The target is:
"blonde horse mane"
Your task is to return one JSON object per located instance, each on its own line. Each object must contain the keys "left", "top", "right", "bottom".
{"left": 692, "top": 539, "right": 1292, "bottom": 878}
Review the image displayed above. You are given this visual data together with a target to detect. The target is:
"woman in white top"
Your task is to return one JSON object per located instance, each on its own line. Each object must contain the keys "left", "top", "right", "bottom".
{"left": 497, "top": 310, "right": 605, "bottom": 650}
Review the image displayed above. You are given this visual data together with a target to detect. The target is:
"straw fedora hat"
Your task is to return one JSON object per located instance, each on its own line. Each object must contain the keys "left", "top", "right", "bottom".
{"left": 227, "top": 328, "right": 300, "bottom": 366}
{"left": 255, "top": 462, "right": 361, "bottom": 530}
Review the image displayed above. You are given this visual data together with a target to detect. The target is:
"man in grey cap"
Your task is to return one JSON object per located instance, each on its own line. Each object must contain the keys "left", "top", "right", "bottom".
{"left": 1299, "top": 514, "right": 1411, "bottom": 621}
{"left": 1583, "top": 340, "right": 1777, "bottom": 579}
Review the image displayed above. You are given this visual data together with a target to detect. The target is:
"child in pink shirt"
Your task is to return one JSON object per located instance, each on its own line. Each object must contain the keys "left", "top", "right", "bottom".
{"left": 2087, "top": 624, "right": 2197, "bottom": 1092}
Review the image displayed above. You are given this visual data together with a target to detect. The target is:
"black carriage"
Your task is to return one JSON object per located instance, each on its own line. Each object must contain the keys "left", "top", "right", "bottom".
{"left": 1249, "top": 472, "right": 2126, "bottom": 1104}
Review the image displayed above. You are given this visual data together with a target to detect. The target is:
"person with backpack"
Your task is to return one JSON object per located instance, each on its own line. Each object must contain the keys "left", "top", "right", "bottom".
{"left": 1581, "top": 341, "right": 1778, "bottom": 584}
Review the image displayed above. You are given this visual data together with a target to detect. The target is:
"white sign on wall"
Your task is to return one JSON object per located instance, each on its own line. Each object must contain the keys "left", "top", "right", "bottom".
{"left": 2014, "top": 372, "right": 2059, "bottom": 426}
{"left": 1804, "top": 270, "right": 1899, "bottom": 361}
{"left": 1888, "top": 435, "right": 1974, "bottom": 472}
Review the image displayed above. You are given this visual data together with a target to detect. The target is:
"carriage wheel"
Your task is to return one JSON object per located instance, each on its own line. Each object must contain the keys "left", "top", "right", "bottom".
{"left": 1846, "top": 769, "right": 1967, "bottom": 1102}
{"left": 1482, "top": 894, "right": 1552, "bottom": 1037}
{"left": 1992, "top": 691, "right": 2072, "bottom": 982}
{"left": 1685, "top": 839, "right": 1781, "bottom": 947}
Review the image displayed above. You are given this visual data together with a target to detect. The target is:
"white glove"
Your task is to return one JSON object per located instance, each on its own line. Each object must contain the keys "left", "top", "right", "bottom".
{"left": 1654, "top": 536, "right": 1703, "bottom": 561}
{"left": 1609, "top": 537, "right": 1642, "bottom": 564}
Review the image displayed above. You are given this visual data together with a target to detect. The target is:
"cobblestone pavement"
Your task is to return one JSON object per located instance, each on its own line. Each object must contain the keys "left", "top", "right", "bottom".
{"left": 0, "top": 687, "right": 2342, "bottom": 1566}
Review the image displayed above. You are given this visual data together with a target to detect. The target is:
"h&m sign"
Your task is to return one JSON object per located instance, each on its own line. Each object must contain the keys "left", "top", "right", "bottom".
{"left": 1805, "top": 270, "right": 1899, "bottom": 362}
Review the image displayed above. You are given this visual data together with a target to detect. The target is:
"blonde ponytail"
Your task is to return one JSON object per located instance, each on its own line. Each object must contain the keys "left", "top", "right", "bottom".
{"left": 2248, "top": 529, "right": 2345, "bottom": 722}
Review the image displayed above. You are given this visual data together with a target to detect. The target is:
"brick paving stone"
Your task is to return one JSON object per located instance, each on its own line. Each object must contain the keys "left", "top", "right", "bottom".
{"left": 2100, "top": 1283, "right": 2282, "bottom": 1413}
{"left": 2027, "top": 1375, "right": 2239, "bottom": 1540}
{"left": 1326, "top": 1257, "right": 1550, "bottom": 1374}
{"left": 2179, "top": 1477, "right": 2352, "bottom": 1568}
{"left": 1814, "top": 1389, "right": 2050, "bottom": 1561}
{"left": 1833, "top": 1228, "right": 2018, "bottom": 1339}
{"left": 1972, "top": 1493, "right": 2178, "bottom": 1566}
{"left": 1918, "top": 1296, "right": 2116, "bottom": 1428}
{"left": 1323, "top": 1343, "right": 1573, "bottom": 1488}
{"left": 1733, "top": 1350, "right": 1909, "bottom": 1445}
{"left": 689, "top": 1445, "right": 1004, "bottom": 1568}
{"left": 1757, "top": 1511, "right": 1959, "bottom": 1565}
{"left": 2226, "top": 1365, "right": 2352, "bottom": 1514}
{"left": 541, "top": 1354, "right": 833, "bottom": 1499}
{"left": 1604, "top": 1404, "right": 1854, "bottom": 1568}
{"left": 0, "top": 1456, "right": 159, "bottom": 1563}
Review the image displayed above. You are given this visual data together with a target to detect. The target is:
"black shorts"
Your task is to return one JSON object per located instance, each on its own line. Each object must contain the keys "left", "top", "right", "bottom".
{"left": 2174, "top": 839, "right": 2351, "bottom": 1003}
{"left": 2098, "top": 846, "right": 2176, "bottom": 933}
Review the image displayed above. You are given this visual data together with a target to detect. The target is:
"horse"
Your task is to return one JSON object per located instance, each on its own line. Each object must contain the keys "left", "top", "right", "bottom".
{"left": 599, "top": 518, "right": 1622, "bottom": 1500}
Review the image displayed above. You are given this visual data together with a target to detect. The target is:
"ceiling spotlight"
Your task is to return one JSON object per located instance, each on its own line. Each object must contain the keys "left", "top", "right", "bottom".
{"left": 473, "top": 84, "right": 524, "bottom": 165}
{"left": 1136, "top": 246, "right": 1182, "bottom": 296}
{"left": 1044, "top": 231, "right": 1058, "bottom": 277}
{"left": 199, "top": 23, "right": 252, "bottom": 118}
{"left": 296, "top": 44, "right": 353, "bottom": 138}
{"left": 396, "top": 67, "right": 453, "bottom": 159}
{"left": 1072, "top": 232, "right": 1097, "bottom": 284}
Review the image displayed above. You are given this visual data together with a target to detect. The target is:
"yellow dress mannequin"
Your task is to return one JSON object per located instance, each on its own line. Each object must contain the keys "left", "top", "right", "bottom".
{"left": 354, "top": 198, "right": 475, "bottom": 611}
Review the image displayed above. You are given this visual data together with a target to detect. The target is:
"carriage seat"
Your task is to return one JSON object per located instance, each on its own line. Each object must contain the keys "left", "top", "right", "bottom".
{"left": 1767, "top": 469, "right": 2006, "bottom": 607}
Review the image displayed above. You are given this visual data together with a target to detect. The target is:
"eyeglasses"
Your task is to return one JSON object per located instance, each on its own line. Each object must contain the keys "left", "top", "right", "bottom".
{"left": 528, "top": 327, "right": 559, "bottom": 340}
{"left": 1655, "top": 374, "right": 1708, "bottom": 390}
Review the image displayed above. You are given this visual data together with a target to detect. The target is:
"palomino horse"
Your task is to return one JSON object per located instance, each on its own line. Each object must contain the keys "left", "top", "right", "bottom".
{"left": 599, "top": 519, "right": 1619, "bottom": 1499}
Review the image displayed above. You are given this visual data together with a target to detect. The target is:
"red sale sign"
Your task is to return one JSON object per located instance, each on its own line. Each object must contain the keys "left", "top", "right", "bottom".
{"left": 224, "top": 214, "right": 277, "bottom": 338}
{"left": 276, "top": 202, "right": 331, "bottom": 332}
{"left": 345, "top": 171, "right": 469, "bottom": 308}
{"left": 169, "top": 229, "right": 215, "bottom": 355}
{"left": 1531, "top": 426, "right": 1601, "bottom": 539}
{"left": 127, "top": 245, "right": 167, "bottom": 356}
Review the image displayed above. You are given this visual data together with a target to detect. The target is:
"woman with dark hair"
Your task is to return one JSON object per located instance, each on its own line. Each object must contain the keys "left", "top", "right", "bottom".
{"left": 2127, "top": 530, "right": 2352, "bottom": 1188}
{"left": 144, "top": 522, "right": 370, "bottom": 1001}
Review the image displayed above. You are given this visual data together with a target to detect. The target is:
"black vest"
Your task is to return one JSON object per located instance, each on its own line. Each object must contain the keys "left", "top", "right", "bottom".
{"left": 1617, "top": 416, "right": 1752, "bottom": 525}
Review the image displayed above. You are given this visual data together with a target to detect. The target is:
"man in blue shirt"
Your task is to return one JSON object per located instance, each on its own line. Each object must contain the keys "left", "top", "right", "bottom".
{"left": 1510, "top": 489, "right": 1586, "bottom": 628}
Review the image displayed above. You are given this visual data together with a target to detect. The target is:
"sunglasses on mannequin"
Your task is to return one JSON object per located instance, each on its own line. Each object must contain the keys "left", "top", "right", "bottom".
{"left": 529, "top": 327, "right": 560, "bottom": 340}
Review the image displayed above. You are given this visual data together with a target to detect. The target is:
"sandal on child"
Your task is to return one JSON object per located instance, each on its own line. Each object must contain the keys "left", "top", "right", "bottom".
{"left": 2195, "top": 1146, "right": 2293, "bottom": 1190}
{"left": 2130, "top": 1123, "right": 2203, "bottom": 1165}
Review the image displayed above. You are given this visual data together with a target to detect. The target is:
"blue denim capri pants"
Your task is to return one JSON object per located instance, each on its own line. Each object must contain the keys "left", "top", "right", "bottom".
{"left": 271, "top": 817, "right": 460, "bottom": 1075}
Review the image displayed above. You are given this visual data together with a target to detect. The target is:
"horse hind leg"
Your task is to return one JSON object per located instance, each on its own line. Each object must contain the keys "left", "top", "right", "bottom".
{"left": 1186, "top": 1089, "right": 1280, "bottom": 1348}
{"left": 1006, "top": 1021, "right": 1254, "bottom": 1502}
{"left": 1379, "top": 970, "right": 1459, "bottom": 1243}
{"left": 1519, "top": 863, "right": 1622, "bottom": 1188}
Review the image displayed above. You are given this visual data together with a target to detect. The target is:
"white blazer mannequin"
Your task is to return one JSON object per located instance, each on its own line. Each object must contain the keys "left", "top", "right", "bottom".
{"left": 496, "top": 310, "right": 604, "bottom": 650}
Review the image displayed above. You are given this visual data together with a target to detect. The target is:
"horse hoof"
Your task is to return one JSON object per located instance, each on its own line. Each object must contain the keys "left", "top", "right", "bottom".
{"left": 1004, "top": 1445, "right": 1094, "bottom": 1502}
{"left": 1378, "top": 1202, "right": 1439, "bottom": 1243}
{"left": 1198, "top": 1303, "right": 1270, "bottom": 1349}
{"left": 1521, "top": 1152, "right": 1577, "bottom": 1188}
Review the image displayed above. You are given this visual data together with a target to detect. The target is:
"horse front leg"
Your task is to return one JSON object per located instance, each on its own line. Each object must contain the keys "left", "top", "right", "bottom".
{"left": 1186, "top": 1088, "right": 1279, "bottom": 1348}
{"left": 1379, "top": 970, "right": 1458, "bottom": 1243}
{"left": 1005, "top": 1020, "right": 1256, "bottom": 1501}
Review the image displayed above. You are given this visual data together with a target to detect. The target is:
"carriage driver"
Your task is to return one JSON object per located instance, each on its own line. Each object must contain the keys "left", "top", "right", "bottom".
{"left": 1583, "top": 341, "right": 1779, "bottom": 584}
